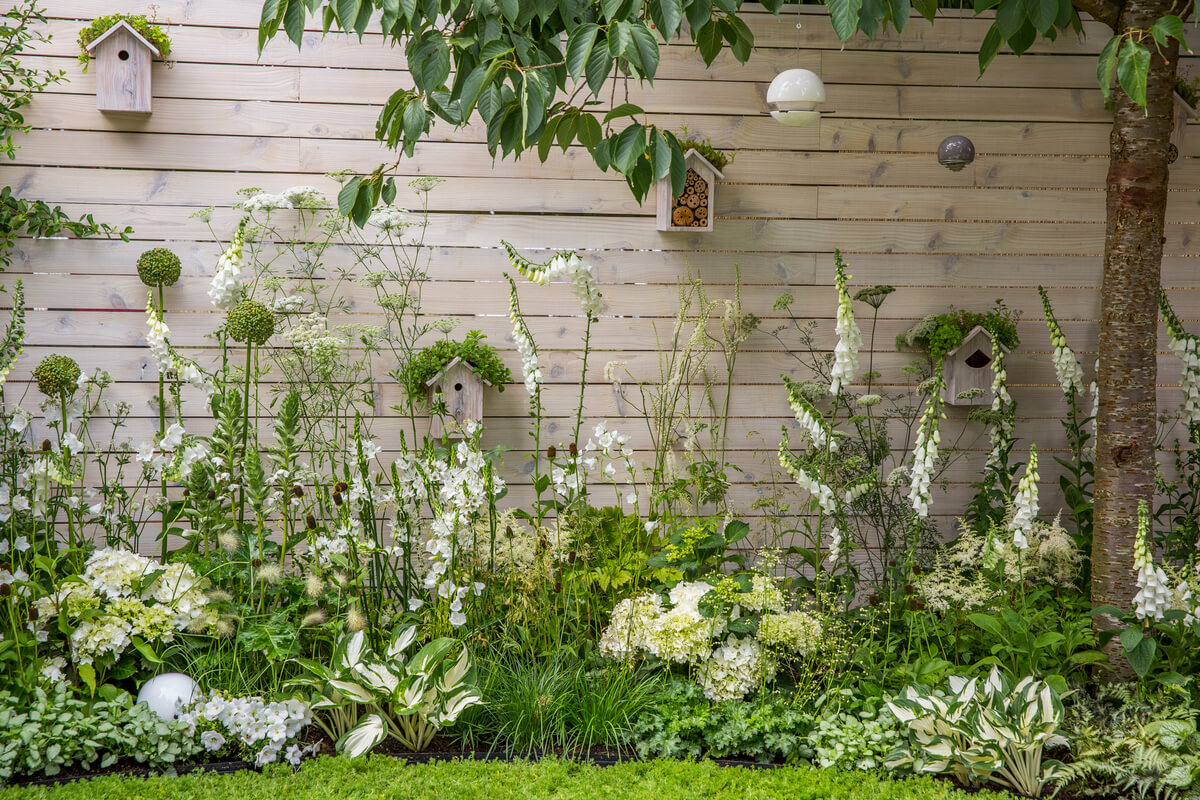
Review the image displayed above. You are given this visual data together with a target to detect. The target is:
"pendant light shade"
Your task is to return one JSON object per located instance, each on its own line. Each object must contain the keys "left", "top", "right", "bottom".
{"left": 767, "top": 68, "right": 826, "bottom": 126}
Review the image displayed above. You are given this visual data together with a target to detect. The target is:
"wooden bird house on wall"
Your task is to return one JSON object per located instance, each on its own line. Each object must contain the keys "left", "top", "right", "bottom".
{"left": 85, "top": 21, "right": 160, "bottom": 114}
{"left": 942, "top": 326, "right": 1005, "bottom": 406}
{"left": 426, "top": 357, "right": 489, "bottom": 439}
{"left": 656, "top": 149, "right": 723, "bottom": 232}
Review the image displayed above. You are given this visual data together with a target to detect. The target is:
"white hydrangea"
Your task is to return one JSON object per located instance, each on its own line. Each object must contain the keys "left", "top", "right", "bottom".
{"left": 697, "top": 635, "right": 772, "bottom": 702}
{"left": 208, "top": 220, "right": 247, "bottom": 310}
{"left": 741, "top": 575, "right": 785, "bottom": 613}
{"left": 598, "top": 593, "right": 661, "bottom": 660}
{"left": 1009, "top": 445, "right": 1039, "bottom": 551}
{"left": 647, "top": 605, "right": 719, "bottom": 664}
{"left": 758, "top": 611, "right": 822, "bottom": 656}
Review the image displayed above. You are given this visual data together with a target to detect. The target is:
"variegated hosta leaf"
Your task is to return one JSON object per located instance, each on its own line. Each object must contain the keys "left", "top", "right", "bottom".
{"left": 329, "top": 678, "right": 377, "bottom": 703}
{"left": 310, "top": 693, "right": 338, "bottom": 711}
{"left": 337, "top": 630, "right": 367, "bottom": 672}
{"left": 408, "top": 639, "right": 455, "bottom": 677}
{"left": 338, "top": 713, "right": 388, "bottom": 759}
{"left": 387, "top": 625, "right": 418, "bottom": 659}
{"left": 438, "top": 689, "right": 482, "bottom": 724}
{"left": 356, "top": 661, "right": 401, "bottom": 694}
{"left": 440, "top": 648, "right": 471, "bottom": 691}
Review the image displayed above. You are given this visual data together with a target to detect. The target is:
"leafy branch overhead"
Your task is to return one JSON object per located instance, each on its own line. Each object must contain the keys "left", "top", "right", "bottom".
{"left": 261, "top": 0, "right": 1191, "bottom": 218}
{"left": 260, "top": 0, "right": 780, "bottom": 209}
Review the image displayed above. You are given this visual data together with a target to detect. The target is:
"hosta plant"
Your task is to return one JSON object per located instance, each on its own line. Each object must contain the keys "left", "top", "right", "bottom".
{"left": 293, "top": 626, "right": 481, "bottom": 756}
{"left": 886, "top": 668, "right": 1067, "bottom": 797}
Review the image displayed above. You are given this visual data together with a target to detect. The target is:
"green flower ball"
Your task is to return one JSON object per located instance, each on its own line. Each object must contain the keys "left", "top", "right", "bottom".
{"left": 226, "top": 300, "right": 275, "bottom": 345}
{"left": 33, "top": 354, "right": 82, "bottom": 398}
{"left": 136, "top": 248, "right": 182, "bottom": 287}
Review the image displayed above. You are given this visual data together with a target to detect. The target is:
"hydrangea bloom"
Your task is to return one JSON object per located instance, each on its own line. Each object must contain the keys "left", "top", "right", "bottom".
{"left": 741, "top": 575, "right": 785, "bottom": 613}
{"left": 830, "top": 256, "right": 861, "bottom": 395}
{"left": 1009, "top": 445, "right": 1039, "bottom": 551}
{"left": 758, "top": 610, "right": 822, "bottom": 656}
{"left": 697, "top": 635, "right": 772, "bottom": 702}
{"left": 598, "top": 593, "right": 662, "bottom": 660}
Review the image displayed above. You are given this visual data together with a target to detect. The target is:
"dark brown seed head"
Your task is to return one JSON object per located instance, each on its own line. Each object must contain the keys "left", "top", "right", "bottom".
{"left": 568, "top": 442, "right": 578, "bottom": 457}
{"left": 546, "top": 445, "right": 557, "bottom": 459}
{"left": 306, "top": 514, "right": 317, "bottom": 530}
{"left": 0, "top": 585, "right": 10, "bottom": 597}
{"left": 182, "top": 488, "right": 190, "bottom": 497}
{"left": 505, "top": 525, "right": 514, "bottom": 539}
{"left": 904, "top": 583, "right": 914, "bottom": 595}
{"left": 907, "top": 598, "right": 925, "bottom": 612}
{"left": 868, "top": 593, "right": 881, "bottom": 606}
{"left": 28, "top": 607, "right": 39, "bottom": 621}
{"left": 292, "top": 485, "right": 303, "bottom": 498}
{"left": 332, "top": 492, "right": 343, "bottom": 506}
{"left": 206, "top": 490, "right": 216, "bottom": 501}
{"left": 251, "top": 558, "right": 262, "bottom": 568}
{"left": 911, "top": 563, "right": 923, "bottom": 575}
{"left": 41, "top": 440, "right": 51, "bottom": 452}
{"left": 335, "top": 482, "right": 348, "bottom": 494}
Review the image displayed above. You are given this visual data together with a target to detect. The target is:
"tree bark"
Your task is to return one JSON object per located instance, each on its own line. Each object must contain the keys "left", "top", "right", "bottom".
{"left": 1091, "top": 0, "right": 1179, "bottom": 667}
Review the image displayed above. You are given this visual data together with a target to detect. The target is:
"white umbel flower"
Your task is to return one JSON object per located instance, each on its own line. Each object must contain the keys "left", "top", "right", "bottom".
{"left": 830, "top": 256, "right": 861, "bottom": 395}
{"left": 1009, "top": 445, "right": 1039, "bottom": 551}
{"left": 208, "top": 219, "right": 247, "bottom": 310}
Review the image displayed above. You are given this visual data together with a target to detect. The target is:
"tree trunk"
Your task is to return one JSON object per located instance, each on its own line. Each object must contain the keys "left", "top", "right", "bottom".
{"left": 1091, "top": 0, "right": 1179, "bottom": 668}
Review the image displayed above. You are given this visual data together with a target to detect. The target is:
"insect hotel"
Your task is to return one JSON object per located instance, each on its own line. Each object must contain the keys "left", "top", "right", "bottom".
{"left": 85, "top": 20, "right": 160, "bottom": 114}
{"left": 425, "top": 357, "right": 490, "bottom": 439}
{"left": 656, "top": 149, "right": 723, "bottom": 232}
{"left": 941, "top": 326, "right": 1006, "bottom": 406}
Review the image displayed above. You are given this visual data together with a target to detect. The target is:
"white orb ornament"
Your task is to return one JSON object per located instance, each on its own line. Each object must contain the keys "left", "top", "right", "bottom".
{"left": 767, "top": 68, "right": 826, "bottom": 127}
{"left": 137, "top": 672, "right": 199, "bottom": 720}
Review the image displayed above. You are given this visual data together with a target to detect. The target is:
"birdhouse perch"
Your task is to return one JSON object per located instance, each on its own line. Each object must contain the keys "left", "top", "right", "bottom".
{"left": 942, "top": 326, "right": 1006, "bottom": 406}
{"left": 425, "top": 357, "right": 490, "bottom": 439}
{"left": 85, "top": 20, "right": 160, "bottom": 114}
{"left": 656, "top": 149, "right": 723, "bottom": 232}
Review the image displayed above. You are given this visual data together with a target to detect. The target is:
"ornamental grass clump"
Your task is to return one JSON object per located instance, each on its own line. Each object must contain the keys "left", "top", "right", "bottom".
{"left": 136, "top": 247, "right": 182, "bottom": 288}
{"left": 32, "top": 354, "right": 80, "bottom": 398}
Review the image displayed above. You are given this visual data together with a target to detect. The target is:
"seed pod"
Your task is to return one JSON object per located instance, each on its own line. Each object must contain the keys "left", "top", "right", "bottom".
{"left": 206, "top": 490, "right": 217, "bottom": 501}
{"left": 546, "top": 445, "right": 557, "bottom": 459}
{"left": 41, "top": 440, "right": 51, "bottom": 452}
{"left": 28, "top": 607, "right": 39, "bottom": 621}
{"left": 306, "top": 514, "right": 317, "bottom": 530}
{"left": 335, "top": 482, "right": 348, "bottom": 494}
{"left": 251, "top": 558, "right": 262, "bottom": 568}
{"left": 0, "top": 585, "right": 10, "bottom": 598}
{"left": 908, "top": 598, "right": 926, "bottom": 612}
{"left": 182, "top": 488, "right": 190, "bottom": 497}
{"left": 568, "top": 442, "right": 578, "bottom": 457}
{"left": 904, "top": 583, "right": 914, "bottom": 595}
{"left": 292, "top": 485, "right": 303, "bottom": 498}
{"left": 911, "top": 563, "right": 923, "bottom": 575}
{"left": 332, "top": 492, "right": 343, "bottom": 506}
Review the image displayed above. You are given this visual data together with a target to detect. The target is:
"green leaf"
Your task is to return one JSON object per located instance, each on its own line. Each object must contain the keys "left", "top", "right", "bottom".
{"left": 1116, "top": 40, "right": 1151, "bottom": 106}
{"left": 995, "top": 0, "right": 1027, "bottom": 38}
{"left": 584, "top": 38, "right": 612, "bottom": 96}
{"left": 283, "top": 0, "right": 305, "bottom": 45}
{"left": 607, "top": 20, "right": 633, "bottom": 61}
{"left": 628, "top": 23, "right": 661, "bottom": 79}
{"left": 1126, "top": 636, "right": 1157, "bottom": 678}
{"left": 612, "top": 123, "right": 646, "bottom": 173}
{"left": 1118, "top": 625, "right": 1144, "bottom": 652}
{"left": 338, "top": 176, "right": 362, "bottom": 216}
{"left": 407, "top": 31, "right": 451, "bottom": 90}
{"left": 565, "top": 22, "right": 599, "bottom": 80}
{"left": 969, "top": 613, "right": 1005, "bottom": 638}
{"left": 335, "top": 0, "right": 361, "bottom": 30}
{"left": 604, "top": 103, "right": 644, "bottom": 123}
{"left": 577, "top": 113, "right": 603, "bottom": 148}
{"left": 695, "top": 20, "right": 723, "bottom": 66}
{"left": 978, "top": 25, "right": 1004, "bottom": 74}
{"left": 78, "top": 664, "right": 96, "bottom": 695}
{"left": 601, "top": 0, "right": 627, "bottom": 20}
{"left": 1150, "top": 14, "right": 1186, "bottom": 49}
{"left": 498, "top": 0, "right": 519, "bottom": 21}
{"left": 828, "top": 0, "right": 865, "bottom": 41}
{"left": 651, "top": 0, "right": 684, "bottom": 38}
{"left": 1029, "top": 0, "right": 1057, "bottom": 34}
{"left": 649, "top": 129, "right": 673, "bottom": 180}
{"left": 130, "top": 636, "right": 163, "bottom": 664}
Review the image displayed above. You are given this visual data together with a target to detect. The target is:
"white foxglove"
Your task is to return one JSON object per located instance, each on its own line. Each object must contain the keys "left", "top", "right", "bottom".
{"left": 209, "top": 219, "right": 247, "bottom": 310}
{"left": 830, "top": 256, "right": 861, "bottom": 395}
{"left": 1010, "top": 445, "right": 1039, "bottom": 551}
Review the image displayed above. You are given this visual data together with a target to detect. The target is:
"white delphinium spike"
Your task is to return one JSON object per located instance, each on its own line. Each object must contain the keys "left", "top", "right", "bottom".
{"left": 1133, "top": 500, "right": 1172, "bottom": 621}
{"left": 829, "top": 254, "right": 861, "bottom": 395}
{"left": 1010, "top": 445, "right": 1039, "bottom": 551}
{"left": 1039, "top": 287, "right": 1085, "bottom": 396}
{"left": 908, "top": 377, "right": 944, "bottom": 519}
{"left": 209, "top": 219, "right": 248, "bottom": 310}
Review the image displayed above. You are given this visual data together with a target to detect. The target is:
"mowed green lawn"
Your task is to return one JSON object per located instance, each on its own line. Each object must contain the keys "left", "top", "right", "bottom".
{"left": 0, "top": 757, "right": 1006, "bottom": 800}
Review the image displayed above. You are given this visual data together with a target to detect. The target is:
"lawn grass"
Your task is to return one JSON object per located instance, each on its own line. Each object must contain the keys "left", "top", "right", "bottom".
{"left": 0, "top": 756, "right": 1007, "bottom": 800}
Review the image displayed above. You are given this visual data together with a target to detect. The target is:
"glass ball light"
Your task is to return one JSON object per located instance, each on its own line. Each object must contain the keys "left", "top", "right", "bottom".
{"left": 137, "top": 672, "right": 199, "bottom": 720}
{"left": 937, "top": 135, "right": 976, "bottom": 171}
{"left": 766, "top": 68, "right": 826, "bottom": 127}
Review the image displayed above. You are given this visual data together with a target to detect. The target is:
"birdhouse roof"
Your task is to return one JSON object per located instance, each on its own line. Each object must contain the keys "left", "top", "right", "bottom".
{"left": 682, "top": 149, "right": 725, "bottom": 179}
{"left": 85, "top": 20, "right": 162, "bottom": 57}
{"left": 945, "top": 325, "right": 1008, "bottom": 357}
{"left": 424, "top": 356, "right": 493, "bottom": 387}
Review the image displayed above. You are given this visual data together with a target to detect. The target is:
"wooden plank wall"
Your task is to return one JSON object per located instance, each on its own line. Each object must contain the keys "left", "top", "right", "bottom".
{"left": 9, "top": 2, "right": 1200, "bottom": 542}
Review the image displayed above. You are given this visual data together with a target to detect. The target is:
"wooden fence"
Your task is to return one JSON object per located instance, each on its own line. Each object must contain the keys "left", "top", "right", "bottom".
{"left": 9, "top": 2, "right": 1200, "bottom": 545}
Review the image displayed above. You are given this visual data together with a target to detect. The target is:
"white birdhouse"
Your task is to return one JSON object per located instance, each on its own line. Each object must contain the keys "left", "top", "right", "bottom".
{"left": 85, "top": 20, "right": 160, "bottom": 114}
{"left": 426, "top": 357, "right": 489, "bottom": 439}
{"left": 656, "top": 149, "right": 723, "bottom": 232}
{"left": 942, "top": 326, "right": 1006, "bottom": 406}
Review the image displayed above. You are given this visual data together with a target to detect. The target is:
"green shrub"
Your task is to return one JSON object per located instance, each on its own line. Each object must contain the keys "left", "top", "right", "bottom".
{"left": 77, "top": 15, "right": 171, "bottom": 68}
{"left": 396, "top": 330, "right": 511, "bottom": 406}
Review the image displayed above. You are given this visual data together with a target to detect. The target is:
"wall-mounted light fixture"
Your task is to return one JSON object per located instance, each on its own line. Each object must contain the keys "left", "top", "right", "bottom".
{"left": 767, "top": 68, "right": 826, "bottom": 127}
{"left": 937, "top": 135, "right": 976, "bottom": 171}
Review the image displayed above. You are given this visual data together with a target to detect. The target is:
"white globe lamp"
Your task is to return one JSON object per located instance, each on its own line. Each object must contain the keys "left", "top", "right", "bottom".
{"left": 767, "top": 68, "right": 826, "bottom": 127}
{"left": 137, "top": 672, "right": 199, "bottom": 720}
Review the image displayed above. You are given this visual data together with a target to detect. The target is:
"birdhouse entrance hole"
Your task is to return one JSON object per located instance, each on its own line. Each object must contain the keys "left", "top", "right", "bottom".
{"left": 118, "top": 49, "right": 130, "bottom": 60}
{"left": 965, "top": 350, "right": 991, "bottom": 369}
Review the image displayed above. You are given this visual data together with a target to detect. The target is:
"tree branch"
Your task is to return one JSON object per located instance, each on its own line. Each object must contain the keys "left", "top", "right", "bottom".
{"left": 1072, "top": 0, "right": 1122, "bottom": 30}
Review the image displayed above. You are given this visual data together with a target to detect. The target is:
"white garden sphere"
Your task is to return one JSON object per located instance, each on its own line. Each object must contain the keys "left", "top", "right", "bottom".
{"left": 137, "top": 672, "right": 199, "bottom": 720}
{"left": 766, "top": 68, "right": 826, "bottom": 126}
